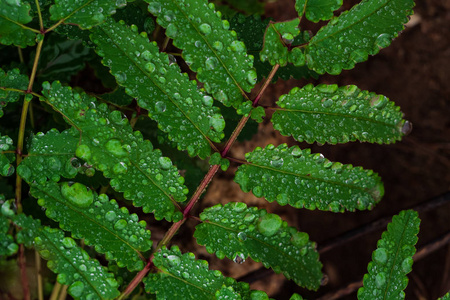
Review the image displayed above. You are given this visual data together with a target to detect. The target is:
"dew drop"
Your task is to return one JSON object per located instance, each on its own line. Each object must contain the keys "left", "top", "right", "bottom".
{"left": 158, "top": 156, "right": 172, "bottom": 170}
{"left": 114, "top": 219, "right": 127, "bottom": 230}
{"left": 257, "top": 213, "right": 282, "bottom": 237}
{"left": 182, "top": 272, "right": 190, "bottom": 279}
{"left": 62, "top": 237, "right": 76, "bottom": 248}
{"left": 237, "top": 232, "right": 247, "bottom": 242}
{"left": 68, "top": 281, "right": 85, "bottom": 297}
{"left": 115, "top": 72, "right": 127, "bottom": 83}
{"left": 401, "top": 257, "right": 413, "bottom": 272}
{"left": 246, "top": 69, "right": 257, "bottom": 85}
{"left": 276, "top": 193, "right": 289, "bottom": 205}
{"left": 212, "top": 41, "right": 223, "bottom": 51}
{"left": 375, "top": 272, "right": 386, "bottom": 288}
{"left": 154, "top": 101, "right": 166, "bottom": 113}
{"left": 167, "top": 255, "right": 181, "bottom": 266}
{"left": 113, "top": 162, "right": 128, "bottom": 174}
{"left": 290, "top": 232, "right": 309, "bottom": 247}
{"left": 61, "top": 182, "right": 94, "bottom": 208}
{"left": 252, "top": 186, "right": 263, "bottom": 198}
{"left": 401, "top": 121, "right": 412, "bottom": 135}
{"left": 270, "top": 156, "right": 284, "bottom": 168}
{"left": 145, "top": 62, "right": 156, "bottom": 73}
{"left": 199, "top": 23, "right": 212, "bottom": 35}
{"left": 209, "top": 114, "right": 225, "bottom": 132}
{"left": 202, "top": 95, "right": 213, "bottom": 107}
{"left": 205, "top": 57, "right": 217, "bottom": 70}
{"left": 230, "top": 41, "right": 245, "bottom": 52}
{"left": 374, "top": 33, "right": 391, "bottom": 49}
{"left": 148, "top": 2, "right": 161, "bottom": 14}
{"left": 373, "top": 248, "right": 388, "bottom": 264}
{"left": 105, "top": 211, "right": 117, "bottom": 222}
{"left": 105, "top": 139, "right": 128, "bottom": 157}
{"left": 166, "top": 23, "right": 178, "bottom": 37}
{"left": 233, "top": 253, "right": 246, "bottom": 264}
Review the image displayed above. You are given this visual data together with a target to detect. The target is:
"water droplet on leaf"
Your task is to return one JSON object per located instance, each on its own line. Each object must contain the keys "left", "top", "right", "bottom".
{"left": 373, "top": 248, "right": 388, "bottom": 264}
{"left": 158, "top": 157, "right": 172, "bottom": 170}
{"left": 61, "top": 182, "right": 94, "bottom": 208}
{"left": 105, "top": 139, "right": 128, "bottom": 157}
{"left": 258, "top": 213, "right": 282, "bottom": 237}
{"left": 68, "top": 281, "right": 85, "bottom": 298}
{"left": 76, "top": 144, "right": 92, "bottom": 160}
{"left": 199, "top": 23, "right": 212, "bottom": 35}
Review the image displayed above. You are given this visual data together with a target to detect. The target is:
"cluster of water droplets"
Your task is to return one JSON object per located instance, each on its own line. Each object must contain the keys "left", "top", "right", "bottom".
{"left": 147, "top": 0, "right": 256, "bottom": 109}
{"left": 235, "top": 144, "right": 383, "bottom": 212}
{"left": 305, "top": 0, "right": 412, "bottom": 75}
{"left": 33, "top": 226, "right": 119, "bottom": 299}
{"left": 273, "top": 83, "right": 406, "bottom": 145}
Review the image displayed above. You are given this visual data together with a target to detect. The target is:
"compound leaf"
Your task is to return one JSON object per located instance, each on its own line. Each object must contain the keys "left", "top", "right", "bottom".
{"left": 144, "top": 246, "right": 251, "bottom": 299}
{"left": 41, "top": 81, "right": 188, "bottom": 221}
{"left": 146, "top": 0, "right": 256, "bottom": 109}
{"left": 14, "top": 214, "right": 120, "bottom": 300}
{"left": 49, "top": 0, "right": 127, "bottom": 29}
{"left": 29, "top": 181, "right": 152, "bottom": 271}
{"left": 272, "top": 84, "right": 408, "bottom": 145}
{"left": 358, "top": 210, "right": 420, "bottom": 300}
{"left": 295, "top": 0, "right": 343, "bottom": 22}
{"left": 0, "top": 68, "right": 29, "bottom": 117}
{"left": 0, "top": 0, "right": 37, "bottom": 47}
{"left": 17, "top": 129, "right": 79, "bottom": 183}
{"left": 195, "top": 202, "right": 322, "bottom": 290}
{"left": 260, "top": 19, "right": 303, "bottom": 67}
{"left": 305, "top": 0, "right": 415, "bottom": 74}
{"left": 91, "top": 18, "right": 224, "bottom": 158}
{"left": 0, "top": 135, "right": 15, "bottom": 177}
{"left": 235, "top": 144, "right": 384, "bottom": 212}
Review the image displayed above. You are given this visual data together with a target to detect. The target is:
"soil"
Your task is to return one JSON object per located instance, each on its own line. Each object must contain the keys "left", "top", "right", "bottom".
{"left": 184, "top": 0, "right": 450, "bottom": 299}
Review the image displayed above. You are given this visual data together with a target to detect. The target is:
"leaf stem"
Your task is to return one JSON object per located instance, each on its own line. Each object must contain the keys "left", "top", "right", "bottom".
{"left": 35, "top": 0, "right": 44, "bottom": 31}
{"left": 118, "top": 258, "right": 154, "bottom": 300}
{"left": 35, "top": 250, "right": 44, "bottom": 300}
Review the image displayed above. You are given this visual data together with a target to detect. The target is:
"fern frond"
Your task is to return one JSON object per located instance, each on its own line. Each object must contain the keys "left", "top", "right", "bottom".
{"left": 305, "top": 0, "right": 415, "bottom": 74}
{"left": 146, "top": 0, "right": 256, "bottom": 109}
{"left": 272, "top": 84, "right": 407, "bottom": 144}
{"left": 49, "top": 0, "right": 127, "bottom": 29}
{"left": 28, "top": 180, "right": 152, "bottom": 271}
{"left": 14, "top": 214, "right": 120, "bottom": 300}
{"left": 144, "top": 246, "right": 252, "bottom": 299}
{"left": 0, "top": 0, "right": 36, "bottom": 47}
{"left": 41, "top": 81, "right": 188, "bottom": 221}
{"left": 358, "top": 210, "right": 420, "bottom": 300}
{"left": 194, "top": 202, "right": 322, "bottom": 290}
{"left": 91, "top": 18, "right": 225, "bottom": 158}
{"left": 235, "top": 144, "right": 383, "bottom": 212}
{"left": 0, "top": 68, "right": 29, "bottom": 116}
{"left": 295, "top": 0, "right": 343, "bottom": 22}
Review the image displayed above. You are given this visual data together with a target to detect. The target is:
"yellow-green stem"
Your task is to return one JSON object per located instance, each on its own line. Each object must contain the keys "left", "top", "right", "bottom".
{"left": 35, "top": 250, "right": 43, "bottom": 300}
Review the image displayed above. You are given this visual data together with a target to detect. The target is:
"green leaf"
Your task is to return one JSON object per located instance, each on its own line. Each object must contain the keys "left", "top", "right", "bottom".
{"left": 295, "top": 0, "right": 343, "bottom": 22}
{"left": 146, "top": 0, "right": 256, "bottom": 109}
{"left": 305, "top": 0, "right": 415, "bottom": 74}
{"left": 289, "top": 293, "right": 304, "bottom": 300}
{"left": 144, "top": 246, "right": 251, "bottom": 299}
{"left": 17, "top": 129, "right": 79, "bottom": 183}
{"left": 357, "top": 210, "right": 420, "bottom": 300}
{"left": 91, "top": 18, "right": 225, "bottom": 158}
{"left": 49, "top": 0, "right": 127, "bottom": 29}
{"left": 229, "top": 14, "right": 317, "bottom": 81}
{"left": 29, "top": 180, "right": 152, "bottom": 271}
{"left": 235, "top": 144, "right": 384, "bottom": 212}
{"left": 0, "top": 68, "right": 29, "bottom": 117}
{"left": 98, "top": 87, "right": 134, "bottom": 107}
{"left": 260, "top": 19, "right": 303, "bottom": 67}
{"left": 41, "top": 81, "right": 188, "bottom": 221}
{"left": 438, "top": 292, "right": 450, "bottom": 300}
{"left": 0, "top": 135, "right": 15, "bottom": 177}
{"left": 195, "top": 202, "right": 322, "bottom": 290}
{"left": 36, "top": 34, "right": 92, "bottom": 84}
{"left": 0, "top": 0, "right": 36, "bottom": 47}
{"left": 0, "top": 213, "right": 18, "bottom": 256}
{"left": 272, "top": 84, "right": 408, "bottom": 144}
{"left": 13, "top": 214, "right": 120, "bottom": 300}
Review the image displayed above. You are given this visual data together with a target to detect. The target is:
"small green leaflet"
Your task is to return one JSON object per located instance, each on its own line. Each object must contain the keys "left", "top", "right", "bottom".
{"left": 13, "top": 214, "right": 120, "bottom": 300}
{"left": 272, "top": 84, "right": 408, "bottom": 144}
{"left": 235, "top": 144, "right": 384, "bottom": 212}
{"left": 144, "top": 246, "right": 252, "bottom": 299}
{"left": 0, "top": 213, "right": 17, "bottom": 256}
{"left": 17, "top": 129, "right": 79, "bottom": 183}
{"left": 0, "top": 135, "right": 15, "bottom": 177}
{"left": 260, "top": 19, "right": 305, "bottom": 67}
{"left": 438, "top": 292, "right": 450, "bottom": 300}
{"left": 146, "top": 0, "right": 256, "bottom": 109}
{"left": 41, "top": 81, "right": 188, "bottom": 221}
{"left": 305, "top": 0, "right": 415, "bottom": 74}
{"left": 358, "top": 210, "right": 420, "bottom": 300}
{"left": 195, "top": 202, "right": 322, "bottom": 290}
{"left": 91, "top": 18, "right": 225, "bottom": 158}
{"left": 29, "top": 181, "right": 152, "bottom": 271}
{"left": 0, "top": 0, "right": 36, "bottom": 47}
{"left": 0, "top": 68, "right": 29, "bottom": 117}
{"left": 295, "top": 0, "right": 343, "bottom": 22}
{"left": 49, "top": 0, "right": 127, "bottom": 29}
